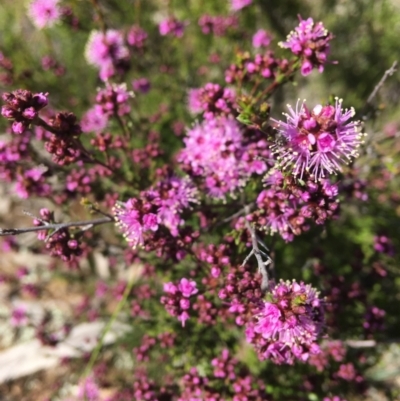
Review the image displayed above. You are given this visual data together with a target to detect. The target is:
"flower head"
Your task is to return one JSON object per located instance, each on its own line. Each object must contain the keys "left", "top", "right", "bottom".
{"left": 85, "top": 30, "right": 129, "bottom": 81}
{"left": 127, "top": 25, "right": 148, "bottom": 48}
{"left": 252, "top": 29, "right": 272, "bottom": 48}
{"left": 271, "top": 99, "right": 364, "bottom": 180}
{"left": 81, "top": 105, "right": 108, "bottom": 133}
{"left": 154, "top": 176, "right": 199, "bottom": 236}
{"left": 113, "top": 197, "right": 160, "bottom": 249}
{"left": 279, "top": 17, "right": 333, "bottom": 76}
{"left": 28, "top": 0, "right": 62, "bottom": 29}
{"left": 10, "top": 305, "right": 28, "bottom": 327}
{"left": 230, "top": 0, "right": 252, "bottom": 11}
{"left": 178, "top": 116, "right": 267, "bottom": 199}
{"left": 159, "top": 17, "right": 186, "bottom": 38}
{"left": 246, "top": 280, "right": 324, "bottom": 364}
{"left": 161, "top": 278, "right": 198, "bottom": 326}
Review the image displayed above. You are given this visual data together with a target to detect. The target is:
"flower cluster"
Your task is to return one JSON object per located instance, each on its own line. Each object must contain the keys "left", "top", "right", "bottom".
{"left": 159, "top": 17, "right": 186, "bottom": 38}
{"left": 33, "top": 208, "right": 83, "bottom": 263}
{"left": 373, "top": 235, "right": 395, "bottom": 256}
{"left": 230, "top": 0, "right": 253, "bottom": 12}
{"left": 218, "top": 262, "right": 263, "bottom": 326}
{"left": 252, "top": 29, "right": 272, "bottom": 48}
{"left": 0, "top": 51, "right": 14, "bottom": 86}
{"left": 161, "top": 278, "right": 198, "bottom": 326}
{"left": 153, "top": 176, "right": 199, "bottom": 236}
{"left": 178, "top": 116, "right": 267, "bottom": 199}
{"left": 225, "top": 50, "right": 288, "bottom": 85}
{"left": 279, "top": 17, "right": 333, "bottom": 76}
{"left": 113, "top": 195, "right": 160, "bottom": 249}
{"left": 28, "top": 0, "right": 62, "bottom": 29}
{"left": 127, "top": 25, "right": 148, "bottom": 49}
{"left": 198, "top": 14, "right": 239, "bottom": 36}
{"left": 272, "top": 99, "right": 364, "bottom": 180}
{"left": 1, "top": 89, "right": 48, "bottom": 134}
{"left": 187, "top": 83, "right": 237, "bottom": 119}
{"left": 95, "top": 82, "right": 134, "bottom": 118}
{"left": 85, "top": 29, "right": 129, "bottom": 80}
{"left": 245, "top": 280, "right": 325, "bottom": 364}
{"left": 309, "top": 340, "right": 347, "bottom": 371}
{"left": 14, "top": 167, "right": 51, "bottom": 199}
{"left": 0, "top": 136, "right": 30, "bottom": 181}
{"left": 44, "top": 112, "right": 83, "bottom": 165}
{"left": 245, "top": 170, "right": 339, "bottom": 241}
{"left": 113, "top": 176, "right": 199, "bottom": 247}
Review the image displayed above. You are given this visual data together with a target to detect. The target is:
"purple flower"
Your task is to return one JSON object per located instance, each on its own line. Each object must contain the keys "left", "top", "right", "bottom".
{"left": 77, "top": 376, "right": 99, "bottom": 401}
{"left": 127, "top": 25, "right": 148, "bottom": 48}
{"left": 161, "top": 278, "right": 198, "bottom": 327}
{"left": 178, "top": 116, "right": 267, "bottom": 199}
{"left": 95, "top": 83, "right": 134, "bottom": 117}
{"left": 114, "top": 177, "right": 198, "bottom": 246}
{"left": 154, "top": 176, "right": 199, "bottom": 236}
{"left": 132, "top": 78, "right": 151, "bottom": 94}
{"left": 85, "top": 30, "right": 129, "bottom": 81}
{"left": 113, "top": 198, "right": 160, "bottom": 249}
{"left": 28, "top": 0, "right": 62, "bottom": 29}
{"left": 81, "top": 105, "right": 108, "bottom": 133}
{"left": 271, "top": 99, "right": 364, "bottom": 180}
{"left": 10, "top": 305, "right": 28, "bottom": 327}
{"left": 2, "top": 90, "right": 49, "bottom": 135}
{"left": 198, "top": 14, "right": 239, "bottom": 36}
{"left": 230, "top": 0, "right": 252, "bottom": 11}
{"left": 14, "top": 167, "right": 51, "bottom": 199}
{"left": 279, "top": 17, "right": 333, "bottom": 76}
{"left": 159, "top": 17, "right": 186, "bottom": 38}
{"left": 252, "top": 29, "right": 272, "bottom": 48}
{"left": 178, "top": 278, "right": 198, "bottom": 297}
{"left": 187, "top": 88, "right": 203, "bottom": 114}
{"left": 246, "top": 280, "right": 324, "bottom": 364}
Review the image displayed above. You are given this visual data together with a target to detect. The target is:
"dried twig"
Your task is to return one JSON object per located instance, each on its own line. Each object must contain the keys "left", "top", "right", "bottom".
{"left": 242, "top": 207, "right": 270, "bottom": 292}
{"left": 0, "top": 216, "right": 114, "bottom": 237}
{"left": 366, "top": 61, "right": 398, "bottom": 105}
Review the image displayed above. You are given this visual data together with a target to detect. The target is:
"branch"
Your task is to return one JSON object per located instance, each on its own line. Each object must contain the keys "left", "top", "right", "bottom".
{"left": 242, "top": 212, "right": 270, "bottom": 293}
{"left": 0, "top": 216, "right": 114, "bottom": 237}
{"left": 366, "top": 60, "right": 398, "bottom": 105}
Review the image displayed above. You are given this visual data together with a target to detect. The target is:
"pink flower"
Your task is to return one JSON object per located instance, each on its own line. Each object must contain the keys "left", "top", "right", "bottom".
{"left": 159, "top": 17, "right": 186, "bottom": 38}
{"left": 178, "top": 116, "right": 267, "bottom": 199}
{"left": 271, "top": 99, "right": 364, "bottom": 180}
{"left": 113, "top": 197, "right": 160, "bottom": 249}
{"left": 85, "top": 30, "right": 129, "bottom": 81}
{"left": 279, "top": 17, "right": 333, "bottom": 76}
{"left": 178, "top": 278, "right": 198, "bottom": 297}
{"left": 252, "top": 29, "right": 272, "bottom": 48}
{"left": 187, "top": 88, "right": 203, "bottom": 114}
{"left": 28, "top": 0, "right": 62, "bottom": 29}
{"left": 81, "top": 105, "right": 108, "bottom": 133}
{"left": 161, "top": 278, "right": 198, "bottom": 327}
{"left": 246, "top": 280, "right": 324, "bottom": 364}
{"left": 230, "top": 0, "right": 252, "bottom": 11}
{"left": 127, "top": 25, "right": 148, "bottom": 48}
{"left": 10, "top": 305, "right": 28, "bottom": 327}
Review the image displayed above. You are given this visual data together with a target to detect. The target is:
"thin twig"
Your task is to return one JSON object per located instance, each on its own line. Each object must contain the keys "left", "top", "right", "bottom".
{"left": 243, "top": 206, "right": 269, "bottom": 293}
{"left": 0, "top": 216, "right": 114, "bottom": 237}
{"left": 219, "top": 202, "right": 255, "bottom": 226}
{"left": 366, "top": 61, "right": 398, "bottom": 105}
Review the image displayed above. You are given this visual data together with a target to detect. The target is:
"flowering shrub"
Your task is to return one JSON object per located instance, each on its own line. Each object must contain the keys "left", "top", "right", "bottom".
{"left": 0, "top": 1, "right": 399, "bottom": 400}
